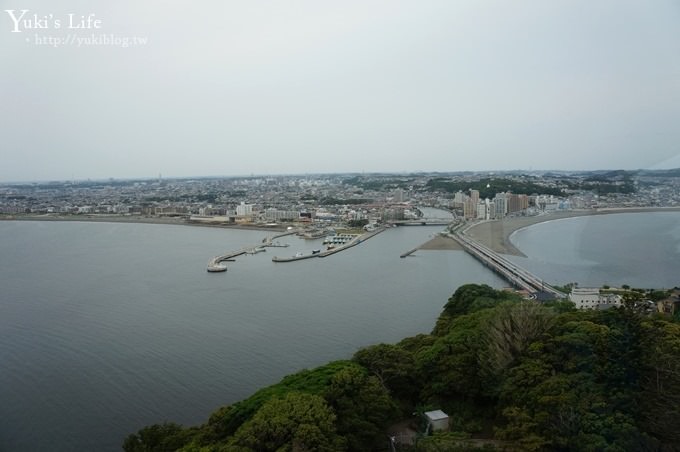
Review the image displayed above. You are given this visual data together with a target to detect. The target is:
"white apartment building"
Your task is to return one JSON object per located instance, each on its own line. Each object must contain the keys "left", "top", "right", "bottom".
{"left": 264, "top": 208, "right": 299, "bottom": 222}
{"left": 494, "top": 193, "right": 508, "bottom": 218}
{"left": 236, "top": 202, "right": 253, "bottom": 217}
{"left": 569, "top": 288, "right": 622, "bottom": 310}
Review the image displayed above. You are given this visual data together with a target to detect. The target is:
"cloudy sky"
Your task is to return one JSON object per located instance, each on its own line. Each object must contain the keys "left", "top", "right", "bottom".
{"left": 1, "top": 0, "right": 679, "bottom": 181}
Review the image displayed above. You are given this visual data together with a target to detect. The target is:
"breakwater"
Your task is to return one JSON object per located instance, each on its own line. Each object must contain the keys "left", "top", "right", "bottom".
{"left": 207, "top": 230, "right": 297, "bottom": 272}
{"left": 272, "top": 227, "right": 386, "bottom": 262}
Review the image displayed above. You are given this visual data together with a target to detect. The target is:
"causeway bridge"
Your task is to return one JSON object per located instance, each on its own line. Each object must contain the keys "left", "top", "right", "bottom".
{"left": 390, "top": 218, "right": 453, "bottom": 226}
{"left": 449, "top": 231, "right": 565, "bottom": 298}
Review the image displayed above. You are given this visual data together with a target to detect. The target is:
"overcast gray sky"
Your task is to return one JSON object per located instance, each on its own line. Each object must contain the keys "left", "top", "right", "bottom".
{"left": 1, "top": 0, "right": 679, "bottom": 181}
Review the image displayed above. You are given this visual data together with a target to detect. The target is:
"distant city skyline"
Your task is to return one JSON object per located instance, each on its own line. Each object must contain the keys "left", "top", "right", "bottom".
{"left": 3, "top": 166, "right": 679, "bottom": 185}
{"left": 2, "top": 0, "right": 679, "bottom": 182}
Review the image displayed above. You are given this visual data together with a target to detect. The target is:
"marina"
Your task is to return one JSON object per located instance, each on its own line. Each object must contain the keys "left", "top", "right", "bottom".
{"left": 206, "top": 230, "right": 297, "bottom": 272}
{"left": 272, "top": 227, "right": 386, "bottom": 262}
{"left": 207, "top": 225, "right": 390, "bottom": 268}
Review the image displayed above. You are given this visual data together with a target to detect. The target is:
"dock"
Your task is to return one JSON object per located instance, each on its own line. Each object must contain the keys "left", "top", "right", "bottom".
{"left": 208, "top": 229, "right": 300, "bottom": 272}
{"left": 208, "top": 227, "right": 386, "bottom": 270}
{"left": 272, "top": 227, "right": 385, "bottom": 262}
{"left": 207, "top": 248, "right": 251, "bottom": 272}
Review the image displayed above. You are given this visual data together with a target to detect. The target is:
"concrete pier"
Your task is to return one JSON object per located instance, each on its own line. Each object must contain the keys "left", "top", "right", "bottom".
{"left": 208, "top": 226, "right": 387, "bottom": 270}
{"left": 207, "top": 249, "right": 247, "bottom": 272}
{"left": 272, "top": 227, "right": 386, "bottom": 262}
{"left": 208, "top": 230, "right": 299, "bottom": 272}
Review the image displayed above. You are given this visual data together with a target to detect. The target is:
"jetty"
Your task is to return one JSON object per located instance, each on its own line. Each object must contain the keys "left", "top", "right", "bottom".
{"left": 272, "top": 227, "right": 385, "bottom": 262}
{"left": 207, "top": 229, "right": 299, "bottom": 272}
{"left": 207, "top": 249, "right": 247, "bottom": 272}
{"left": 400, "top": 247, "right": 419, "bottom": 258}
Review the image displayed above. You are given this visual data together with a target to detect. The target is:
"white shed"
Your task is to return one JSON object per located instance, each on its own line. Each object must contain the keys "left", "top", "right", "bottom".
{"left": 424, "top": 409, "right": 449, "bottom": 433}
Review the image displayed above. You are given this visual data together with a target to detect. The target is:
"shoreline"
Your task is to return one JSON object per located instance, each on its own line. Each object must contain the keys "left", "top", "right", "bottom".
{"left": 4, "top": 207, "right": 680, "bottom": 255}
{"left": 465, "top": 207, "right": 680, "bottom": 256}
{"left": 0, "top": 214, "right": 288, "bottom": 233}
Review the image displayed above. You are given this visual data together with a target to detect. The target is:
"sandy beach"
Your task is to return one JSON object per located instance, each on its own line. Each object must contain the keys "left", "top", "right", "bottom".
{"left": 418, "top": 234, "right": 463, "bottom": 251}
{"left": 465, "top": 207, "right": 680, "bottom": 256}
{"left": 415, "top": 206, "right": 680, "bottom": 256}
{"left": 413, "top": 215, "right": 571, "bottom": 255}
{"left": 463, "top": 212, "right": 589, "bottom": 256}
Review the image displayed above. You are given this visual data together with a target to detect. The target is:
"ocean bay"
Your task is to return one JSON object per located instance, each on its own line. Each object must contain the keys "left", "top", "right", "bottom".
{"left": 0, "top": 219, "right": 503, "bottom": 451}
{"left": 4, "top": 211, "right": 679, "bottom": 450}
{"left": 507, "top": 211, "right": 680, "bottom": 289}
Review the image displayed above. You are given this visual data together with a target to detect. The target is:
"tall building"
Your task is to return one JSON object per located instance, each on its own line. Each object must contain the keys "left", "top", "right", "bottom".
{"left": 236, "top": 202, "right": 253, "bottom": 217}
{"left": 470, "top": 189, "right": 480, "bottom": 205}
{"left": 487, "top": 199, "right": 496, "bottom": 220}
{"left": 507, "top": 193, "right": 529, "bottom": 214}
{"left": 463, "top": 197, "right": 476, "bottom": 219}
{"left": 476, "top": 200, "right": 486, "bottom": 219}
{"left": 493, "top": 193, "right": 507, "bottom": 218}
{"left": 463, "top": 189, "right": 480, "bottom": 219}
{"left": 452, "top": 191, "right": 466, "bottom": 212}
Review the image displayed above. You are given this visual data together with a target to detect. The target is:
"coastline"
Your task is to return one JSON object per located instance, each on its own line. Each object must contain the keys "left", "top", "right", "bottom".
{"left": 4, "top": 207, "right": 680, "bottom": 256}
{"left": 0, "top": 214, "right": 288, "bottom": 233}
{"left": 465, "top": 207, "right": 680, "bottom": 256}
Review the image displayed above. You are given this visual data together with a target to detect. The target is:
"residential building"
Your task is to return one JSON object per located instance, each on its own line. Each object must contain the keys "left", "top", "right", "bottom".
{"left": 569, "top": 288, "right": 622, "bottom": 310}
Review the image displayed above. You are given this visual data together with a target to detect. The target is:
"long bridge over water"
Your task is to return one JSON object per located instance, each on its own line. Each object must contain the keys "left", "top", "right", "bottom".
{"left": 206, "top": 214, "right": 566, "bottom": 299}
{"left": 390, "top": 218, "right": 453, "bottom": 226}
{"left": 448, "top": 230, "right": 565, "bottom": 298}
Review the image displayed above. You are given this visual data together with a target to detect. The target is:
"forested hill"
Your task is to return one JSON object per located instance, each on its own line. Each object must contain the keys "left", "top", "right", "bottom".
{"left": 123, "top": 285, "right": 680, "bottom": 451}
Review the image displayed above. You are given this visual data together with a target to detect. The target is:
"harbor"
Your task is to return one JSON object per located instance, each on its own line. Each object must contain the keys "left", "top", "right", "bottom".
{"left": 207, "top": 224, "right": 390, "bottom": 270}
{"left": 207, "top": 212, "right": 567, "bottom": 300}
{"left": 206, "top": 230, "right": 296, "bottom": 272}
{"left": 272, "top": 227, "right": 386, "bottom": 262}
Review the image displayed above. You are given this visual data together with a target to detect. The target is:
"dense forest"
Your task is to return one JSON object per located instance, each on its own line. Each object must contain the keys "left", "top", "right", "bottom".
{"left": 124, "top": 285, "right": 680, "bottom": 451}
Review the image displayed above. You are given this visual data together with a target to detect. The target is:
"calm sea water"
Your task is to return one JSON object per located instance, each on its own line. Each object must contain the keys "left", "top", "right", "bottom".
{"left": 4, "top": 211, "right": 676, "bottom": 451}
{"left": 508, "top": 212, "right": 680, "bottom": 289}
{"left": 0, "top": 216, "right": 505, "bottom": 451}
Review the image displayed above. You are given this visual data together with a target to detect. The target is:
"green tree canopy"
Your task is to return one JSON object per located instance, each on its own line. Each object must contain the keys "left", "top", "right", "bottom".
{"left": 229, "top": 392, "right": 345, "bottom": 452}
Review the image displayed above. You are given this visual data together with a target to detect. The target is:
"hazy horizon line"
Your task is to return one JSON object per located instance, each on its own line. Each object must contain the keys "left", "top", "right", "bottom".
{"left": 2, "top": 167, "right": 678, "bottom": 184}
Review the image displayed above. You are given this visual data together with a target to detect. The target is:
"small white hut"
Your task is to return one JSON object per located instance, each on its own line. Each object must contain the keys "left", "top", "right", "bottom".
{"left": 424, "top": 409, "right": 449, "bottom": 433}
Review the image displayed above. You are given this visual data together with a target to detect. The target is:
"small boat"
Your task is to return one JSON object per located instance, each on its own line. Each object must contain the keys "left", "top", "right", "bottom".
{"left": 295, "top": 252, "right": 303, "bottom": 257}
{"left": 312, "top": 249, "right": 320, "bottom": 254}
